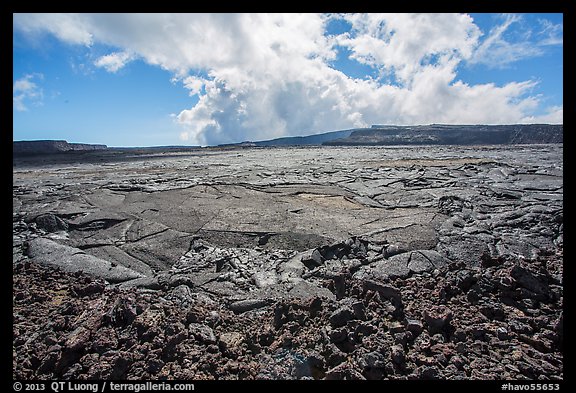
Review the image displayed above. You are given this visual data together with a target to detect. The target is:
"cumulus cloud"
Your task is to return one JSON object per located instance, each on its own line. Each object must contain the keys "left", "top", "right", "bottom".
{"left": 13, "top": 13, "right": 563, "bottom": 145}
{"left": 336, "top": 13, "right": 481, "bottom": 85}
{"left": 94, "top": 51, "right": 134, "bottom": 72}
{"left": 13, "top": 13, "right": 93, "bottom": 46}
{"left": 182, "top": 76, "right": 205, "bottom": 96}
{"left": 13, "top": 73, "right": 44, "bottom": 111}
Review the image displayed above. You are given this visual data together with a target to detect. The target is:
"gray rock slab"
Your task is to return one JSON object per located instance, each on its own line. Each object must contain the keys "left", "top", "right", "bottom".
{"left": 229, "top": 299, "right": 270, "bottom": 314}
{"left": 355, "top": 250, "right": 448, "bottom": 280}
{"left": 81, "top": 245, "right": 155, "bottom": 276}
{"left": 254, "top": 280, "right": 335, "bottom": 301}
{"left": 253, "top": 271, "right": 279, "bottom": 288}
{"left": 408, "top": 250, "right": 449, "bottom": 272}
{"left": 68, "top": 210, "right": 129, "bottom": 227}
{"left": 437, "top": 236, "right": 493, "bottom": 267}
{"left": 14, "top": 145, "right": 563, "bottom": 292}
{"left": 34, "top": 213, "right": 69, "bottom": 232}
{"left": 188, "top": 323, "right": 216, "bottom": 344}
{"left": 120, "top": 229, "right": 195, "bottom": 271}
{"left": 27, "top": 237, "right": 144, "bottom": 283}
{"left": 118, "top": 276, "right": 161, "bottom": 290}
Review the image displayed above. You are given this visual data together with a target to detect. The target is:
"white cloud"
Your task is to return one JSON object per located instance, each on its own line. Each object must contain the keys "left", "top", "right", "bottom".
{"left": 537, "top": 19, "right": 563, "bottom": 46}
{"left": 13, "top": 13, "right": 93, "bottom": 46}
{"left": 13, "top": 13, "right": 563, "bottom": 145}
{"left": 13, "top": 73, "right": 44, "bottom": 111}
{"left": 94, "top": 51, "right": 134, "bottom": 72}
{"left": 469, "top": 14, "right": 539, "bottom": 68}
{"left": 179, "top": 131, "right": 190, "bottom": 141}
{"left": 469, "top": 14, "right": 562, "bottom": 68}
{"left": 522, "top": 105, "right": 563, "bottom": 124}
{"left": 336, "top": 13, "right": 481, "bottom": 85}
{"left": 182, "top": 76, "right": 205, "bottom": 96}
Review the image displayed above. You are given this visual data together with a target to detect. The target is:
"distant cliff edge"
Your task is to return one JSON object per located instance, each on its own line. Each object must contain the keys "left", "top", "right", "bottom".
{"left": 324, "top": 124, "right": 563, "bottom": 146}
{"left": 13, "top": 140, "right": 108, "bottom": 155}
{"left": 14, "top": 124, "right": 563, "bottom": 153}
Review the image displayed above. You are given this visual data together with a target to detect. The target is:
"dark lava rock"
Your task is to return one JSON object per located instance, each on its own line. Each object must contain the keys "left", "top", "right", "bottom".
{"left": 362, "top": 280, "right": 402, "bottom": 302}
{"left": 454, "top": 269, "right": 477, "bottom": 292}
{"left": 324, "top": 363, "right": 366, "bottom": 380}
{"left": 229, "top": 299, "right": 269, "bottom": 314}
{"left": 218, "top": 332, "right": 245, "bottom": 358}
{"left": 301, "top": 249, "right": 324, "bottom": 269}
{"left": 105, "top": 295, "right": 138, "bottom": 327}
{"left": 390, "top": 344, "right": 406, "bottom": 365}
{"left": 423, "top": 306, "right": 453, "bottom": 335}
{"left": 479, "top": 301, "right": 506, "bottom": 321}
{"left": 416, "top": 365, "right": 440, "bottom": 380}
{"left": 35, "top": 213, "right": 69, "bottom": 232}
{"left": 438, "top": 195, "right": 473, "bottom": 215}
{"left": 406, "top": 319, "right": 424, "bottom": 336}
{"left": 554, "top": 312, "right": 563, "bottom": 349}
{"left": 188, "top": 323, "right": 216, "bottom": 344}
{"left": 73, "top": 281, "right": 105, "bottom": 297}
{"left": 360, "top": 351, "right": 387, "bottom": 369}
{"left": 510, "top": 265, "right": 550, "bottom": 296}
{"left": 329, "top": 306, "right": 355, "bottom": 328}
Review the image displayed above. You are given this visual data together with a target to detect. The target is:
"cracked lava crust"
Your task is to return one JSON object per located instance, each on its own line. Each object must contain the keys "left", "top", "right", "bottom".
{"left": 13, "top": 145, "right": 563, "bottom": 380}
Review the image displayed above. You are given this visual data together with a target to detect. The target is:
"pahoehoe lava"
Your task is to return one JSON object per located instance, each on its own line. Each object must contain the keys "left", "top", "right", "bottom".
{"left": 13, "top": 144, "right": 563, "bottom": 380}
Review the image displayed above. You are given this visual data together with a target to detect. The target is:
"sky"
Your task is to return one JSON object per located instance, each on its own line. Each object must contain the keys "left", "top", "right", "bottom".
{"left": 13, "top": 13, "right": 563, "bottom": 147}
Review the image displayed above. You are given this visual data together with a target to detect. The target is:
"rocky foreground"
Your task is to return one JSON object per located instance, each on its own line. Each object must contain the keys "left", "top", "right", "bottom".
{"left": 13, "top": 145, "right": 563, "bottom": 380}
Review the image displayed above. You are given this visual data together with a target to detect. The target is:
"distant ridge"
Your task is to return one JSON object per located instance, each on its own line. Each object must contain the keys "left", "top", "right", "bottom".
{"left": 325, "top": 124, "right": 563, "bottom": 146}
{"left": 13, "top": 124, "right": 563, "bottom": 153}
{"left": 250, "top": 129, "right": 356, "bottom": 146}
{"left": 13, "top": 140, "right": 107, "bottom": 155}
{"left": 232, "top": 124, "right": 562, "bottom": 147}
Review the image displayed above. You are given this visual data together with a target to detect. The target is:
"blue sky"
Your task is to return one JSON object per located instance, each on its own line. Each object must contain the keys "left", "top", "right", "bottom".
{"left": 13, "top": 13, "right": 563, "bottom": 147}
